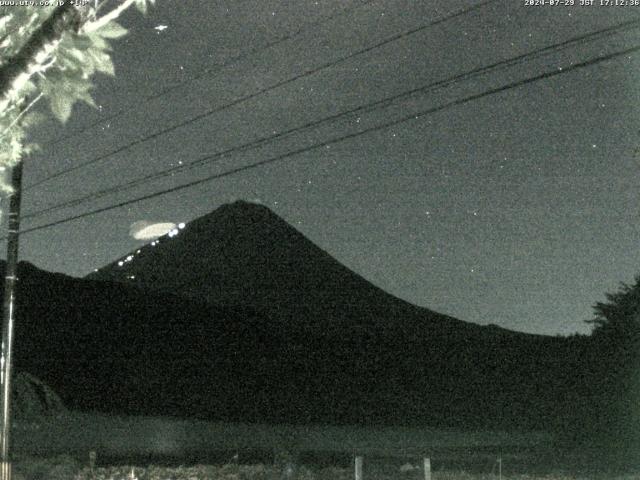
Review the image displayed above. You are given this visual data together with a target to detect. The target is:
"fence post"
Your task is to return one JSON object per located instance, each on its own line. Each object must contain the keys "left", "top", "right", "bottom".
{"left": 423, "top": 457, "right": 431, "bottom": 480}
{"left": 498, "top": 456, "right": 502, "bottom": 480}
{"left": 354, "top": 455, "right": 363, "bottom": 480}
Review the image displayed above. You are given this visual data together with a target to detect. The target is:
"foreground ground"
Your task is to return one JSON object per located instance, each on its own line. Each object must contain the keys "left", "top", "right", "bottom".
{"left": 10, "top": 414, "right": 639, "bottom": 479}
{"left": 13, "top": 412, "right": 548, "bottom": 456}
{"left": 69, "top": 465, "right": 640, "bottom": 480}
{"left": 9, "top": 457, "right": 640, "bottom": 480}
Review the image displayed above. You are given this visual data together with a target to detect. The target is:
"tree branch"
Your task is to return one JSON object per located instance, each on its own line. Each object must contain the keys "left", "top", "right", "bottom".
{"left": 0, "top": 92, "right": 42, "bottom": 138}
{"left": 0, "top": 3, "right": 83, "bottom": 115}
{"left": 83, "top": 0, "right": 136, "bottom": 33}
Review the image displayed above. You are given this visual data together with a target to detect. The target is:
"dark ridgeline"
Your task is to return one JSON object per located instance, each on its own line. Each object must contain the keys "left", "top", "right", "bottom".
{"left": 3, "top": 201, "right": 589, "bottom": 431}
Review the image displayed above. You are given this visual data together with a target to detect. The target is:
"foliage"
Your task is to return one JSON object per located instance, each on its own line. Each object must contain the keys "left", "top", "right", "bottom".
{"left": 0, "top": 0, "right": 154, "bottom": 192}
{"left": 571, "top": 275, "right": 640, "bottom": 466}
{"left": 589, "top": 275, "right": 640, "bottom": 338}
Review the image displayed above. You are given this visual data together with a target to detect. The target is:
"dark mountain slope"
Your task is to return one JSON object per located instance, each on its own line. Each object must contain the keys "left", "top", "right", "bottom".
{"left": 86, "top": 200, "right": 571, "bottom": 367}
{"left": 87, "top": 201, "right": 482, "bottom": 338}
{"left": 0, "top": 202, "right": 590, "bottom": 429}
{"left": 0, "top": 261, "right": 585, "bottom": 429}
{"left": 90, "top": 202, "right": 587, "bottom": 429}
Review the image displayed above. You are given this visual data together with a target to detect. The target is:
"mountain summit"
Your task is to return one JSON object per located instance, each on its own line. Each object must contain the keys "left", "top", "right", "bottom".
{"left": 89, "top": 200, "right": 477, "bottom": 335}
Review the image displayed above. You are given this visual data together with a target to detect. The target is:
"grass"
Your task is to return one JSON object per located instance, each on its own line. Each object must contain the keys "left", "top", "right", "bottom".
{"left": 10, "top": 460, "right": 640, "bottom": 480}
{"left": 8, "top": 412, "right": 640, "bottom": 479}
{"left": 12, "top": 411, "right": 549, "bottom": 459}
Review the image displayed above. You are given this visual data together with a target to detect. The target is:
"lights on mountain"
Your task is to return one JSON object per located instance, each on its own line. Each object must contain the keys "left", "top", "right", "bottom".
{"left": 165, "top": 223, "right": 185, "bottom": 238}
{"left": 117, "top": 254, "right": 137, "bottom": 267}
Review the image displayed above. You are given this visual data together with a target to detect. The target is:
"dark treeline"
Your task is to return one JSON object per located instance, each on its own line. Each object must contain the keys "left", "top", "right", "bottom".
{"left": 558, "top": 275, "right": 640, "bottom": 466}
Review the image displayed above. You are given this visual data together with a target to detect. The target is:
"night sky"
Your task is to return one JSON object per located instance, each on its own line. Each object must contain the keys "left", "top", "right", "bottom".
{"left": 10, "top": 0, "right": 640, "bottom": 336}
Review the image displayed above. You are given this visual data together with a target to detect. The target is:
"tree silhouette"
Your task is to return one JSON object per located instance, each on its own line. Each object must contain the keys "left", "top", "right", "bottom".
{"left": 590, "top": 275, "right": 640, "bottom": 338}
{"left": 579, "top": 275, "right": 640, "bottom": 466}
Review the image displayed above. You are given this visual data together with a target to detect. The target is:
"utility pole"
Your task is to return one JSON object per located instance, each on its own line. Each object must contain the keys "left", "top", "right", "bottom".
{"left": 0, "top": 8, "right": 84, "bottom": 478}
{"left": 0, "top": 4, "right": 145, "bottom": 479}
{"left": 0, "top": 160, "right": 24, "bottom": 480}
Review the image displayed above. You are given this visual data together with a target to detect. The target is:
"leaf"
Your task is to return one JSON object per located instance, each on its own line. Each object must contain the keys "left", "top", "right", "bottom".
{"left": 135, "top": 0, "right": 148, "bottom": 15}
{"left": 68, "top": 34, "right": 94, "bottom": 51}
{"left": 49, "top": 89, "right": 74, "bottom": 123}
{"left": 22, "top": 141, "right": 41, "bottom": 156}
{"left": 56, "top": 45, "right": 96, "bottom": 77}
{"left": 76, "top": 86, "right": 97, "bottom": 109}
{"left": 45, "top": 72, "right": 97, "bottom": 123}
{"left": 90, "top": 48, "right": 114, "bottom": 75}
{"left": 96, "top": 21, "right": 128, "bottom": 39}
{"left": 0, "top": 14, "right": 10, "bottom": 34}
{"left": 38, "top": 68, "right": 65, "bottom": 92}
{"left": 85, "top": 32, "right": 110, "bottom": 52}
{"left": 21, "top": 110, "right": 44, "bottom": 129}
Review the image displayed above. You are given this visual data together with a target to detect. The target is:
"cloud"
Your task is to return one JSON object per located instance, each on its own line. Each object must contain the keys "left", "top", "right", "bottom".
{"left": 130, "top": 221, "right": 176, "bottom": 240}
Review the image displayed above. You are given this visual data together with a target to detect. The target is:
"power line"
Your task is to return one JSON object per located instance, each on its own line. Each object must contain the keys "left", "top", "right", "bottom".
{"left": 22, "top": 18, "right": 640, "bottom": 221}
{"left": 26, "top": 0, "right": 500, "bottom": 191}
{"left": 12, "top": 43, "right": 640, "bottom": 239}
{"left": 38, "top": 0, "right": 377, "bottom": 150}
{"left": 25, "top": 17, "right": 637, "bottom": 218}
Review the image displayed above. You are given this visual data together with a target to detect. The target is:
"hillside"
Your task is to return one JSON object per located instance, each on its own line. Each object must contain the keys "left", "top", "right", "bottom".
{"left": 88, "top": 201, "right": 546, "bottom": 339}
{"left": 1, "top": 202, "right": 590, "bottom": 429}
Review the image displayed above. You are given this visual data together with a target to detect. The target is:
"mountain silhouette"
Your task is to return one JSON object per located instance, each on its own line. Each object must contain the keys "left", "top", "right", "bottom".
{"left": 0, "top": 201, "right": 590, "bottom": 429}
{"left": 88, "top": 201, "right": 498, "bottom": 336}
